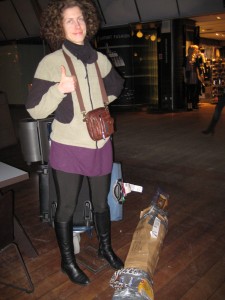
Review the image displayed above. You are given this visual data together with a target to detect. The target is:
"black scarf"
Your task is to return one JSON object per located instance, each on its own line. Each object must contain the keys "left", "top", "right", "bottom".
{"left": 64, "top": 39, "right": 97, "bottom": 64}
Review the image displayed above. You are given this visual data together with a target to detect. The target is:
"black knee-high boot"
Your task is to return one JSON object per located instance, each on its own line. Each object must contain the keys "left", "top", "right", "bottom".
{"left": 54, "top": 221, "right": 89, "bottom": 285}
{"left": 94, "top": 210, "right": 124, "bottom": 270}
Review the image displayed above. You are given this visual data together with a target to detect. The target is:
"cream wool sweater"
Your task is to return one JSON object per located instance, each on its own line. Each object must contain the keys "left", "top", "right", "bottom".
{"left": 26, "top": 46, "right": 124, "bottom": 149}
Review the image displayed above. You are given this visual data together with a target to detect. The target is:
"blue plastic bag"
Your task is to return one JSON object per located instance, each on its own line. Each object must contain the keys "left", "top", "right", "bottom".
{"left": 108, "top": 162, "right": 124, "bottom": 221}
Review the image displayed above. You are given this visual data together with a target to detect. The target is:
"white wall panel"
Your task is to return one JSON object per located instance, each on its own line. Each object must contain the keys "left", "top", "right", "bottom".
{"left": 98, "top": 0, "right": 140, "bottom": 26}
{"left": 137, "top": 0, "right": 179, "bottom": 21}
{"left": 178, "top": 0, "right": 225, "bottom": 17}
{"left": 37, "top": 0, "right": 49, "bottom": 10}
{"left": 0, "top": 1, "right": 27, "bottom": 40}
{"left": 1, "top": 0, "right": 225, "bottom": 41}
{"left": 12, "top": 0, "right": 40, "bottom": 37}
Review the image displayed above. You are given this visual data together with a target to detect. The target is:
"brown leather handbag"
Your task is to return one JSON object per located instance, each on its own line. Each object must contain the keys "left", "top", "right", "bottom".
{"left": 63, "top": 51, "right": 114, "bottom": 141}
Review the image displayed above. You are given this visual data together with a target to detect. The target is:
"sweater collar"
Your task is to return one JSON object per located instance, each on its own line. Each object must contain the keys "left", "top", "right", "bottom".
{"left": 64, "top": 39, "right": 97, "bottom": 64}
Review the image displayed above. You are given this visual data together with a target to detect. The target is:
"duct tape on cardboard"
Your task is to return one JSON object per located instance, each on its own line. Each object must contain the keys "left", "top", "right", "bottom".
{"left": 124, "top": 206, "right": 168, "bottom": 278}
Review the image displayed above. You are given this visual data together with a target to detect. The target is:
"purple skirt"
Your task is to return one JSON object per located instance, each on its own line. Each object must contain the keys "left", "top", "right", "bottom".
{"left": 49, "top": 139, "right": 113, "bottom": 176}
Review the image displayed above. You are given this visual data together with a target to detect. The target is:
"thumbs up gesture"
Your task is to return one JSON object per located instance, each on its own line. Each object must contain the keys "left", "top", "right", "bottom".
{"left": 58, "top": 65, "right": 77, "bottom": 94}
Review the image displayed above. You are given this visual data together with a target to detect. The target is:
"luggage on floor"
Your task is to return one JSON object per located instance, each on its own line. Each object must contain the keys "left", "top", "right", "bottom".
{"left": 39, "top": 162, "right": 124, "bottom": 226}
{"left": 38, "top": 164, "right": 93, "bottom": 232}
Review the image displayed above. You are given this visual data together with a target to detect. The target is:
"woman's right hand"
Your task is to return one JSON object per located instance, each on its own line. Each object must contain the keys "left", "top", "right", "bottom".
{"left": 58, "top": 65, "right": 77, "bottom": 94}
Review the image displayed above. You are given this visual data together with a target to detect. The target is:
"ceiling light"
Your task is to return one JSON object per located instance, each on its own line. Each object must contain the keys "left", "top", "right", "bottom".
{"left": 150, "top": 34, "right": 156, "bottom": 41}
{"left": 216, "top": 16, "right": 221, "bottom": 20}
{"left": 136, "top": 30, "right": 143, "bottom": 38}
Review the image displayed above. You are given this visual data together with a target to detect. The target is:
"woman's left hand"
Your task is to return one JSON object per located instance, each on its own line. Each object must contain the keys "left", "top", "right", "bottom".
{"left": 58, "top": 65, "right": 77, "bottom": 94}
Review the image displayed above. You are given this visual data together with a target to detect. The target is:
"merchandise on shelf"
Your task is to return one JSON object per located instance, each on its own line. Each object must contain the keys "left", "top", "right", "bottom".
{"left": 211, "top": 58, "right": 225, "bottom": 103}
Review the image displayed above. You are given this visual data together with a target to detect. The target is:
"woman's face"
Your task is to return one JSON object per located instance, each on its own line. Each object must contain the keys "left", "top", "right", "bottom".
{"left": 62, "top": 6, "right": 87, "bottom": 45}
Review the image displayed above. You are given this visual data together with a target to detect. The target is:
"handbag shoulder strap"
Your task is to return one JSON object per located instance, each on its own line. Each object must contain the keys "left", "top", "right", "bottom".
{"left": 62, "top": 50, "right": 85, "bottom": 113}
{"left": 62, "top": 50, "right": 109, "bottom": 111}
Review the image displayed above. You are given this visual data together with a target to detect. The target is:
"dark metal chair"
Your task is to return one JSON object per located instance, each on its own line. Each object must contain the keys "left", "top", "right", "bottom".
{"left": 0, "top": 190, "right": 34, "bottom": 293}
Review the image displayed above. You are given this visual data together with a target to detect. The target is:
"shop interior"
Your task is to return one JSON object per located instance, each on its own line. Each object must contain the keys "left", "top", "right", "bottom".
{"left": 187, "top": 13, "right": 225, "bottom": 105}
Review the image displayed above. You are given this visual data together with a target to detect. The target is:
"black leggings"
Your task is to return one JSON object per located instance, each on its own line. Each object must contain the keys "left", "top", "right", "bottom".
{"left": 186, "top": 84, "right": 199, "bottom": 106}
{"left": 52, "top": 169, "right": 111, "bottom": 223}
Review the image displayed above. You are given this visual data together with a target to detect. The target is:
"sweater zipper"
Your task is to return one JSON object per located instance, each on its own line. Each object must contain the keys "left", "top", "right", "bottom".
{"left": 84, "top": 64, "right": 94, "bottom": 110}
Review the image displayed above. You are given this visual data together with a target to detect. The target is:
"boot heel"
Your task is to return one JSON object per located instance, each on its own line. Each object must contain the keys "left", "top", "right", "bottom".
{"left": 61, "top": 262, "right": 90, "bottom": 285}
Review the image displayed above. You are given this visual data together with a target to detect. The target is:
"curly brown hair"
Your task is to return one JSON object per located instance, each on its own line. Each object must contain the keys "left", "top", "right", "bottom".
{"left": 40, "top": 0, "right": 100, "bottom": 50}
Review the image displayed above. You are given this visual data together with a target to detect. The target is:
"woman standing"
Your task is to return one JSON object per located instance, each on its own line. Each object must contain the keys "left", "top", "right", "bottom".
{"left": 183, "top": 45, "right": 203, "bottom": 110}
{"left": 26, "top": 0, "right": 124, "bottom": 286}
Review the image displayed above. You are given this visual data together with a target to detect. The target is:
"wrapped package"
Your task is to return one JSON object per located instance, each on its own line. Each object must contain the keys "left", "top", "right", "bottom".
{"left": 124, "top": 202, "right": 168, "bottom": 276}
{"left": 110, "top": 188, "right": 169, "bottom": 299}
{"left": 110, "top": 268, "right": 154, "bottom": 300}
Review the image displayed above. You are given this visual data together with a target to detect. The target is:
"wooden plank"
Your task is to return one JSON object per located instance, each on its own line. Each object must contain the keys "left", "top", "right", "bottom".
{"left": 154, "top": 234, "right": 225, "bottom": 299}
{"left": 0, "top": 104, "right": 225, "bottom": 300}
{"left": 154, "top": 220, "right": 225, "bottom": 293}
{"left": 180, "top": 257, "right": 225, "bottom": 300}
{"left": 209, "top": 282, "right": 225, "bottom": 300}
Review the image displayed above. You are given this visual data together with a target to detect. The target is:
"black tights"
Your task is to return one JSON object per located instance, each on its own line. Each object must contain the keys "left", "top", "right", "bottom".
{"left": 52, "top": 169, "right": 111, "bottom": 223}
{"left": 186, "top": 84, "right": 199, "bottom": 107}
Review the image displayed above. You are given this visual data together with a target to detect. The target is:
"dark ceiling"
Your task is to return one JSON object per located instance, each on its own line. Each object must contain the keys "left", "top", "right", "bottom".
{"left": 0, "top": 0, "right": 225, "bottom": 42}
